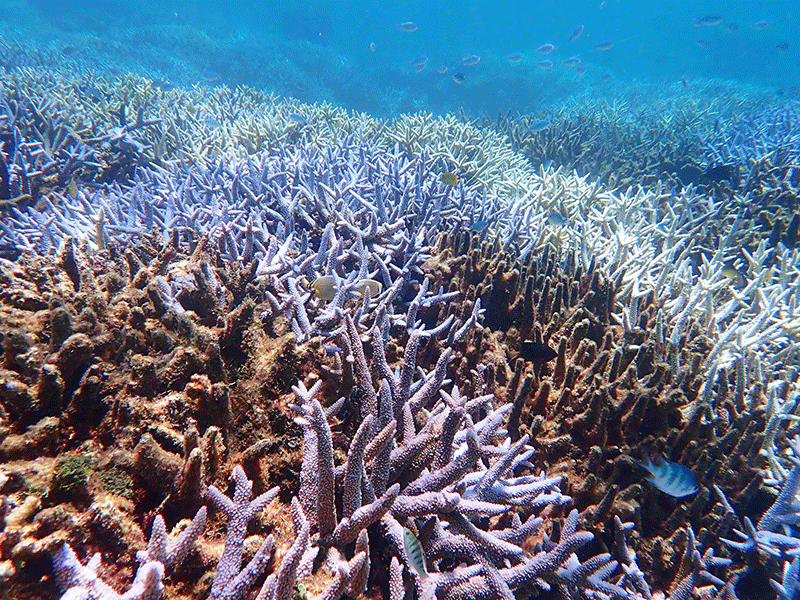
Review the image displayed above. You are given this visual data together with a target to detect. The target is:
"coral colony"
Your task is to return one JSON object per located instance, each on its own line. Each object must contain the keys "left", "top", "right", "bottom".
{"left": 2, "top": 40, "right": 800, "bottom": 600}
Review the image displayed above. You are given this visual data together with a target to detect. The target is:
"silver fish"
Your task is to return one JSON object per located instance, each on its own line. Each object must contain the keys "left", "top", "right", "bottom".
{"left": 636, "top": 453, "right": 699, "bottom": 498}
{"left": 410, "top": 54, "right": 429, "bottom": 72}
{"left": 528, "top": 118, "right": 552, "bottom": 132}
{"left": 568, "top": 24, "right": 584, "bottom": 43}
{"left": 693, "top": 14, "right": 723, "bottom": 27}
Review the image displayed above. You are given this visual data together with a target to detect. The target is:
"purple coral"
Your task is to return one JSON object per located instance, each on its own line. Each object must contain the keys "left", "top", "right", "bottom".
{"left": 51, "top": 507, "right": 206, "bottom": 600}
{"left": 206, "top": 466, "right": 280, "bottom": 600}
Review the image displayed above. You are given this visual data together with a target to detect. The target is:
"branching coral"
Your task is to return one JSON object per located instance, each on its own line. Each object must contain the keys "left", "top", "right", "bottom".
{"left": 3, "top": 32, "right": 800, "bottom": 600}
{"left": 51, "top": 506, "right": 206, "bottom": 600}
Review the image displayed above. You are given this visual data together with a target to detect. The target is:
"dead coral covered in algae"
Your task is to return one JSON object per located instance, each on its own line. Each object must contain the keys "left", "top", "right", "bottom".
{"left": 0, "top": 235, "right": 318, "bottom": 599}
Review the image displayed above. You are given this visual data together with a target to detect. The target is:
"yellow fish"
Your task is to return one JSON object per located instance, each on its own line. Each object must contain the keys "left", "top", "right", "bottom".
{"left": 354, "top": 278, "right": 383, "bottom": 299}
{"left": 310, "top": 275, "right": 337, "bottom": 300}
{"left": 440, "top": 172, "right": 459, "bottom": 187}
{"left": 311, "top": 276, "right": 383, "bottom": 301}
{"left": 721, "top": 267, "right": 745, "bottom": 287}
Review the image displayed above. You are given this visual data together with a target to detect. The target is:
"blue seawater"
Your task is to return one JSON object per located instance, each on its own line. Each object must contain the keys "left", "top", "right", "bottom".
{"left": 2, "top": 0, "right": 797, "bottom": 117}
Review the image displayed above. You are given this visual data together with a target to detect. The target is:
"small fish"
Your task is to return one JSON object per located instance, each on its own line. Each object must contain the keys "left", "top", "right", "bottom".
{"left": 568, "top": 24, "right": 584, "bottom": 44}
{"left": 724, "top": 22, "right": 738, "bottom": 33}
{"left": 61, "top": 45, "right": 79, "bottom": 56}
{"left": 153, "top": 79, "right": 175, "bottom": 91}
{"left": 461, "top": 54, "right": 481, "bottom": 66}
{"left": 311, "top": 275, "right": 337, "bottom": 301}
{"left": 201, "top": 68, "right": 221, "bottom": 82}
{"left": 403, "top": 527, "right": 428, "bottom": 580}
{"left": 534, "top": 59, "right": 553, "bottom": 69}
{"left": 777, "top": 42, "right": 789, "bottom": 52}
{"left": 751, "top": 19, "right": 769, "bottom": 30}
{"left": 440, "top": 172, "right": 460, "bottom": 186}
{"left": 636, "top": 453, "right": 699, "bottom": 498}
{"left": 546, "top": 212, "right": 566, "bottom": 226}
{"left": 693, "top": 14, "right": 723, "bottom": 27}
{"left": 681, "top": 75, "right": 688, "bottom": 88}
{"left": 536, "top": 43, "right": 555, "bottom": 55}
{"left": 520, "top": 341, "right": 557, "bottom": 363}
{"left": 696, "top": 39, "right": 711, "bottom": 48}
{"left": 95, "top": 207, "right": 106, "bottom": 251}
{"left": 204, "top": 116, "right": 222, "bottom": 129}
{"left": 721, "top": 266, "right": 746, "bottom": 287}
{"left": 506, "top": 52, "right": 523, "bottom": 63}
{"left": 437, "top": 64, "right": 448, "bottom": 74}
{"left": 81, "top": 85, "right": 108, "bottom": 102}
{"left": 527, "top": 118, "right": 552, "bottom": 132}
{"left": 398, "top": 21, "right": 418, "bottom": 32}
{"left": 470, "top": 220, "right": 489, "bottom": 232}
{"left": 561, "top": 56, "right": 581, "bottom": 67}
{"left": 602, "top": 72, "right": 612, "bottom": 81}
{"left": 452, "top": 72, "right": 466, "bottom": 84}
{"left": 354, "top": 278, "right": 383, "bottom": 298}
{"left": 323, "top": 345, "right": 342, "bottom": 355}
{"left": 288, "top": 112, "right": 308, "bottom": 125}
{"left": 574, "top": 65, "right": 587, "bottom": 75}
{"left": 67, "top": 179, "right": 77, "bottom": 197}
{"left": 370, "top": 41, "right": 377, "bottom": 52}
{"left": 410, "top": 54, "right": 429, "bottom": 68}
{"left": 594, "top": 40, "right": 614, "bottom": 51}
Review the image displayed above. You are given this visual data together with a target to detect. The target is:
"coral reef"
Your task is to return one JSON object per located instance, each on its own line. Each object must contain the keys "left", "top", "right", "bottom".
{"left": 1, "top": 31, "right": 800, "bottom": 600}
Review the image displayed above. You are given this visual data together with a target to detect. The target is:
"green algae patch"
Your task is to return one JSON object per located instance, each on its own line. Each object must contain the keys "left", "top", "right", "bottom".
{"left": 50, "top": 455, "right": 94, "bottom": 498}
{"left": 97, "top": 467, "right": 134, "bottom": 499}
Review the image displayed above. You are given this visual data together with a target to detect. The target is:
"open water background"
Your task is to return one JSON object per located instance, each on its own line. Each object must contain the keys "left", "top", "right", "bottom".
{"left": 2, "top": 0, "right": 797, "bottom": 117}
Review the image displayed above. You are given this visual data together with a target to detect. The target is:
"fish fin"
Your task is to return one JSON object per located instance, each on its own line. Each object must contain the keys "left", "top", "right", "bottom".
{"left": 635, "top": 453, "right": 654, "bottom": 473}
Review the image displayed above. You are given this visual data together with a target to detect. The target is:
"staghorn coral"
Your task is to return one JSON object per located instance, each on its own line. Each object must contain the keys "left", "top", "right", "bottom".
{"left": 493, "top": 80, "right": 776, "bottom": 193}
{"left": 51, "top": 505, "right": 205, "bottom": 600}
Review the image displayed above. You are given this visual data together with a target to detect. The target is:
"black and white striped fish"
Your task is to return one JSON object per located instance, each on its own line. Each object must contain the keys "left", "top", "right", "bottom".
{"left": 636, "top": 453, "right": 699, "bottom": 498}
